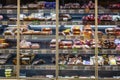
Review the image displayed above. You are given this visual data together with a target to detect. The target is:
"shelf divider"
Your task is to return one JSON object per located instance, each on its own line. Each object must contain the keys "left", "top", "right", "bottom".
{"left": 56, "top": 0, "right": 59, "bottom": 80}
{"left": 17, "top": 0, "right": 20, "bottom": 79}
{"left": 95, "top": 0, "right": 99, "bottom": 80}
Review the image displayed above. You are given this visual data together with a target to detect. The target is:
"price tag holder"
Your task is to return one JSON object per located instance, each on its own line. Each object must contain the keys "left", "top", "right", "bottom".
{"left": 5, "top": 49, "right": 9, "bottom": 53}
{"left": 46, "top": 50, "right": 51, "bottom": 54}
{"left": 41, "top": 50, "right": 47, "bottom": 54}
{"left": 78, "top": 10, "right": 84, "bottom": 13}
{"left": 21, "top": 66, "right": 26, "bottom": 69}
{"left": 21, "top": 50, "right": 25, "bottom": 53}
{"left": 25, "top": 50, "right": 31, "bottom": 53}
{"left": 32, "top": 35, "right": 38, "bottom": 40}
{"left": 2, "top": 21, "right": 8, "bottom": 25}
{"left": 89, "top": 10, "right": 94, "bottom": 13}
{"left": 102, "top": 50, "right": 108, "bottom": 54}
{"left": 69, "top": 10, "right": 75, "bottom": 13}
{"left": 2, "top": 49, "right": 5, "bottom": 53}
{"left": 38, "top": 10, "right": 44, "bottom": 13}
{"left": 33, "top": 50, "right": 39, "bottom": 54}
{"left": 46, "top": 65, "right": 51, "bottom": 69}
{"left": 9, "top": 49, "right": 16, "bottom": 53}
{"left": 0, "top": 10, "right": 2, "bottom": 13}
{"left": 26, "top": 66, "right": 31, "bottom": 69}
{"left": 0, "top": 49, "right": 3, "bottom": 53}
{"left": 23, "top": 9, "right": 28, "bottom": 14}
{"left": 46, "top": 22, "right": 52, "bottom": 25}
{"left": 61, "top": 10, "right": 66, "bottom": 13}
{"left": 52, "top": 22, "right": 56, "bottom": 25}
{"left": 7, "top": 10, "right": 13, "bottom": 14}
{"left": 112, "top": 66, "right": 118, "bottom": 71}
{"left": 62, "top": 49, "right": 68, "bottom": 53}
{"left": 34, "top": 66, "right": 41, "bottom": 69}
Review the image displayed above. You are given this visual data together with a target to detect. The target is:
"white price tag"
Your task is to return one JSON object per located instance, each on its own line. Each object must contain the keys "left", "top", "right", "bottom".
{"left": 0, "top": 49, "right": 2, "bottom": 53}
{"left": 63, "top": 50, "right": 68, "bottom": 53}
{"left": 33, "top": 50, "right": 39, "bottom": 54}
{"left": 38, "top": 10, "right": 44, "bottom": 13}
{"left": 61, "top": 10, "right": 66, "bottom": 13}
{"left": 0, "top": 10, "right": 1, "bottom": 13}
{"left": 5, "top": 49, "right": 9, "bottom": 53}
{"left": 32, "top": 36, "right": 38, "bottom": 39}
{"left": 90, "top": 10, "right": 94, "bottom": 13}
{"left": 40, "top": 22, "right": 46, "bottom": 25}
{"left": 69, "top": 10, "right": 74, "bottom": 13}
{"left": 23, "top": 10, "right": 28, "bottom": 13}
{"left": 25, "top": 50, "right": 31, "bottom": 53}
{"left": 26, "top": 66, "right": 31, "bottom": 69}
{"left": 52, "top": 22, "right": 56, "bottom": 25}
{"left": 2, "top": 49, "right": 5, "bottom": 53}
{"left": 51, "top": 50, "right": 55, "bottom": 54}
{"left": 41, "top": 50, "right": 47, "bottom": 54}
{"left": 9, "top": 49, "right": 13, "bottom": 53}
{"left": 102, "top": 50, "right": 107, "bottom": 54}
{"left": 23, "top": 35, "right": 31, "bottom": 39}
{"left": 34, "top": 66, "right": 40, "bottom": 69}
{"left": 46, "top": 22, "right": 52, "bottom": 25}
{"left": 78, "top": 10, "right": 84, "bottom": 13}
{"left": 7, "top": 10, "right": 13, "bottom": 14}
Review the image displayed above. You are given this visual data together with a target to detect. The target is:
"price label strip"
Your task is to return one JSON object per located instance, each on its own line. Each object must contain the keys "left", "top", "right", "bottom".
{"left": 61, "top": 10, "right": 67, "bottom": 13}
{"left": 23, "top": 9, "right": 28, "bottom": 13}
{"left": 7, "top": 10, "right": 13, "bottom": 14}
{"left": 33, "top": 50, "right": 39, "bottom": 54}
{"left": 78, "top": 10, "right": 84, "bottom": 13}
{"left": 69, "top": 10, "right": 75, "bottom": 13}
{"left": 2, "top": 21, "right": 8, "bottom": 25}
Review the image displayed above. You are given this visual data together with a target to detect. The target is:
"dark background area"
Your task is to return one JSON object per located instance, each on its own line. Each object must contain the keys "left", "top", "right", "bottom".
{"left": 0, "top": 0, "right": 120, "bottom": 5}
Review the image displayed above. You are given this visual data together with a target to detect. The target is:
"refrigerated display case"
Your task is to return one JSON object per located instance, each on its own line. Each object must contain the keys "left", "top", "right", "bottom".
{"left": 0, "top": 0, "right": 120, "bottom": 80}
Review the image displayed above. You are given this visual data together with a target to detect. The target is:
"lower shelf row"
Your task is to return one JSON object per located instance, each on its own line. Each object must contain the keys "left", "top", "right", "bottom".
{"left": 0, "top": 54, "right": 120, "bottom": 66}
{"left": 0, "top": 70, "right": 120, "bottom": 79}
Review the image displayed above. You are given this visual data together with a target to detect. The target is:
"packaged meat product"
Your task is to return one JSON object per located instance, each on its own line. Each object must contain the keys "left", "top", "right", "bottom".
{"left": 51, "top": 13, "right": 56, "bottom": 21}
{"left": 42, "top": 28, "right": 52, "bottom": 31}
{"left": 0, "top": 15, "right": 3, "bottom": 20}
{"left": 0, "top": 59, "right": 7, "bottom": 64}
{"left": 62, "top": 29, "right": 71, "bottom": 35}
{"left": 21, "top": 57, "right": 31, "bottom": 65}
{"left": 22, "top": 30, "right": 34, "bottom": 35}
{"left": 0, "top": 39, "right": 5, "bottom": 43}
{"left": 37, "top": 1, "right": 46, "bottom": 9}
{"left": 0, "top": 54, "right": 11, "bottom": 59}
{"left": 28, "top": 4, "right": 38, "bottom": 8}
{"left": 32, "top": 31, "right": 41, "bottom": 35}
{"left": 20, "top": 40, "right": 31, "bottom": 49}
{"left": 31, "top": 43, "right": 40, "bottom": 49}
{"left": 3, "top": 5, "right": 17, "bottom": 8}
{"left": 4, "top": 30, "right": 14, "bottom": 35}
{"left": 105, "top": 28, "right": 115, "bottom": 35}
{"left": 116, "top": 44, "right": 120, "bottom": 51}
{"left": 0, "top": 43, "right": 9, "bottom": 48}
{"left": 59, "top": 14, "right": 71, "bottom": 21}
{"left": 109, "top": 55, "right": 116, "bottom": 65}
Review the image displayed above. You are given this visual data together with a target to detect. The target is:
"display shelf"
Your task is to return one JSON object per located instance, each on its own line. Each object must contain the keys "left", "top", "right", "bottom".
{"left": 0, "top": 49, "right": 16, "bottom": 54}
{"left": 0, "top": 7, "right": 120, "bottom": 14}
{"left": 0, "top": 65, "right": 15, "bottom": 70}
{"left": 19, "top": 77, "right": 55, "bottom": 80}
{"left": 59, "top": 65, "right": 120, "bottom": 71}
{"left": 58, "top": 78, "right": 95, "bottom": 80}
{"left": 20, "top": 65, "right": 55, "bottom": 70}
{"left": 0, "top": 48, "right": 119, "bottom": 54}
{"left": 1, "top": 20, "right": 120, "bottom": 25}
